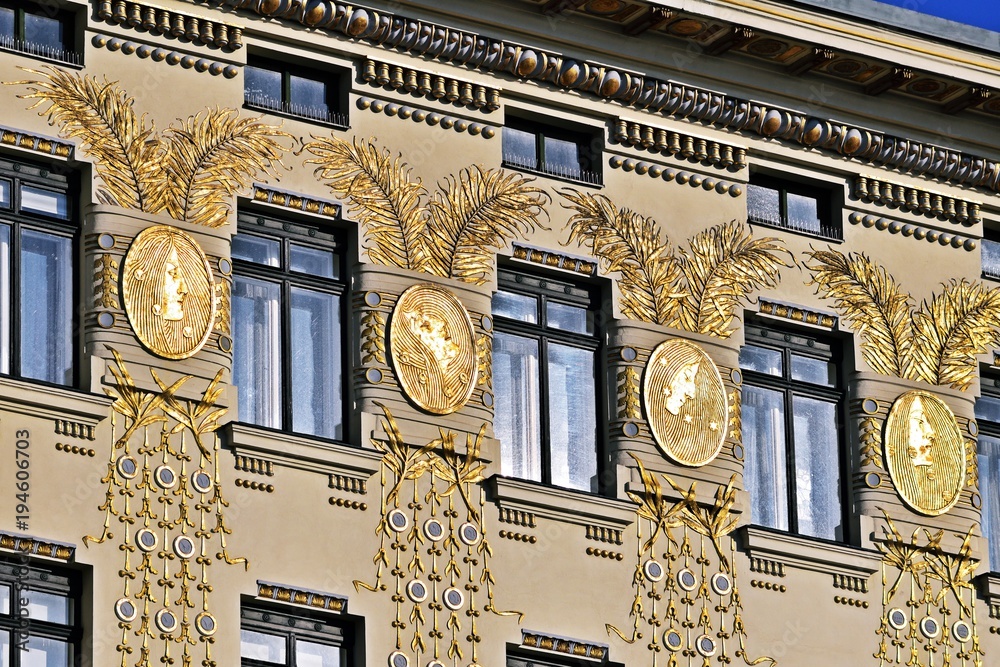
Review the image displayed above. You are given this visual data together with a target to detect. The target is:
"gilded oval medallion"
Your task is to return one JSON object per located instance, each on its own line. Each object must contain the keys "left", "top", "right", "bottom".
{"left": 884, "top": 390, "right": 965, "bottom": 516}
{"left": 389, "top": 283, "right": 478, "bottom": 415}
{"left": 121, "top": 225, "right": 216, "bottom": 360}
{"left": 643, "top": 339, "right": 728, "bottom": 467}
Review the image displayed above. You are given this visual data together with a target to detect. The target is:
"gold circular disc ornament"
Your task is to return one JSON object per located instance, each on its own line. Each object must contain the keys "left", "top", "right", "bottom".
{"left": 884, "top": 390, "right": 965, "bottom": 516}
{"left": 642, "top": 339, "right": 728, "bottom": 467}
{"left": 121, "top": 225, "right": 216, "bottom": 360}
{"left": 389, "top": 283, "right": 477, "bottom": 415}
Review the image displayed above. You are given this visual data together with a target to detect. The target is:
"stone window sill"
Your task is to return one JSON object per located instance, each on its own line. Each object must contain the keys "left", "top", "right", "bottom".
{"left": 488, "top": 476, "right": 635, "bottom": 531}
{"left": 0, "top": 375, "right": 111, "bottom": 429}
{"left": 740, "top": 525, "right": 881, "bottom": 579}
{"left": 227, "top": 423, "right": 383, "bottom": 481}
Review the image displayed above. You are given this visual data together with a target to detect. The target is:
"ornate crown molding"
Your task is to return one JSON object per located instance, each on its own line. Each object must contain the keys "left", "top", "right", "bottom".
{"left": 0, "top": 125, "right": 73, "bottom": 158}
{"left": 521, "top": 630, "right": 608, "bottom": 660}
{"left": 0, "top": 533, "right": 75, "bottom": 561}
{"left": 611, "top": 119, "right": 747, "bottom": 171}
{"left": 511, "top": 243, "right": 598, "bottom": 276}
{"left": 98, "top": 0, "right": 244, "bottom": 50}
{"left": 361, "top": 57, "right": 500, "bottom": 111}
{"left": 758, "top": 299, "right": 837, "bottom": 328}
{"left": 256, "top": 581, "right": 348, "bottom": 612}
{"left": 204, "top": 0, "right": 1000, "bottom": 192}
{"left": 251, "top": 183, "right": 341, "bottom": 218}
{"left": 852, "top": 175, "right": 982, "bottom": 226}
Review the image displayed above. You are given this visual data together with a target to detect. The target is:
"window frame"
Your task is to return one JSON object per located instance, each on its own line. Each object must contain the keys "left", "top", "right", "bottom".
{"left": 0, "top": 157, "right": 77, "bottom": 388}
{"left": 243, "top": 55, "right": 349, "bottom": 129}
{"left": 0, "top": 0, "right": 81, "bottom": 66}
{"left": 739, "top": 321, "right": 848, "bottom": 542}
{"left": 747, "top": 173, "right": 841, "bottom": 241}
{"left": 240, "top": 600, "right": 356, "bottom": 667}
{"left": 502, "top": 116, "right": 603, "bottom": 186}
{"left": 231, "top": 211, "right": 349, "bottom": 442}
{"left": 976, "top": 371, "right": 1000, "bottom": 572}
{"left": 0, "top": 554, "right": 82, "bottom": 667}
{"left": 982, "top": 227, "right": 1000, "bottom": 281}
{"left": 492, "top": 267, "right": 606, "bottom": 493}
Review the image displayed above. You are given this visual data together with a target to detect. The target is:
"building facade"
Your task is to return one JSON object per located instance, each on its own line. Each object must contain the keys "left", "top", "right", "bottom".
{"left": 2, "top": 0, "right": 1000, "bottom": 665}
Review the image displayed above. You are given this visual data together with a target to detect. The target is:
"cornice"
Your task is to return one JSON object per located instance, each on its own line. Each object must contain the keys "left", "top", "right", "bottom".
{"left": 250, "top": 183, "right": 342, "bottom": 218}
{"left": 97, "top": 0, "right": 244, "bottom": 50}
{"left": 361, "top": 56, "right": 501, "bottom": 111}
{"left": 202, "top": 0, "right": 1000, "bottom": 193}
{"left": 0, "top": 533, "right": 76, "bottom": 561}
{"left": 256, "top": 580, "right": 348, "bottom": 612}
{"left": 0, "top": 125, "right": 73, "bottom": 159}
{"left": 612, "top": 118, "right": 747, "bottom": 171}
{"left": 852, "top": 175, "right": 982, "bottom": 226}
{"left": 520, "top": 630, "right": 608, "bottom": 660}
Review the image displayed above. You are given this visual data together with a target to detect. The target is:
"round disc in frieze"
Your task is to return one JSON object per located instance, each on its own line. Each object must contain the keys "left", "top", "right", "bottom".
{"left": 642, "top": 339, "right": 728, "bottom": 467}
{"left": 884, "top": 390, "right": 965, "bottom": 516}
{"left": 388, "top": 283, "right": 477, "bottom": 415}
{"left": 121, "top": 225, "right": 216, "bottom": 360}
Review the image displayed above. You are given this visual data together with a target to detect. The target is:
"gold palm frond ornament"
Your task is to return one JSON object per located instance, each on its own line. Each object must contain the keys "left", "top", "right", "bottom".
{"left": 561, "top": 190, "right": 791, "bottom": 338}
{"left": 806, "top": 249, "right": 1000, "bottom": 390}
{"left": 303, "top": 136, "right": 549, "bottom": 284}
{"left": 14, "top": 66, "right": 291, "bottom": 227}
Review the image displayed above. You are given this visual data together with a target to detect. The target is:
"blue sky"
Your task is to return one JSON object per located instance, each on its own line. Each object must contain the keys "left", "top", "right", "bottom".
{"left": 874, "top": 0, "right": 1000, "bottom": 32}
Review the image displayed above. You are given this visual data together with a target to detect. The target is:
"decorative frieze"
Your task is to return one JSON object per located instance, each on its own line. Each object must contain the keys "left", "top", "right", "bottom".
{"left": 585, "top": 546, "right": 624, "bottom": 561}
{"left": 234, "top": 454, "right": 274, "bottom": 476}
{"left": 256, "top": 581, "right": 347, "bottom": 612}
{"left": 511, "top": 244, "right": 597, "bottom": 276}
{"left": 611, "top": 119, "right": 747, "bottom": 171}
{"left": 54, "top": 419, "right": 96, "bottom": 441}
{"left": 847, "top": 211, "right": 977, "bottom": 250}
{"left": 251, "top": 184, "right": 341, "bottom": 218}
{"left": 608, "top": 155, "right": 743, "bottom": 197}
{"left": 521, "top": 630, "right": 608, "bottom": 660}
{"left": 97, "top": 0, "right": 244, "bottom": 50}
{"left": 585, "top": 525, "right": 624, "bottom": 545}
{"left": 0, "top": 533, "right": 75, "bottom": 561}
{"left": 213, "top": 0, "right": 1000, "bottom": 192}
{"left": 853, "top": 175, "right": 981, "bottom": 225}
{"left": 91, "top": 35, "right": 240, "bottom": 78}
{"left": 328, "top": 497, "right": 367, "bottom": 511}
{"left": 356, "top": 97, "right": 497, "bottom": 138}
{"left": 55, "top": 443, "right": 97, "bottom": 458}
{"left": 0, "top": 125, "right": 73, "bottom": 158}
{"left": 758, "top": 299, "right": 837, "bottom": 328}
{"left": 498, "top": 507, "right": 537, "bottom": 528}
{"left": 749, "top": 555, "right": 786, "bottom": 578}
{"left": 833, "top": 573, "right": 870, "bottom": 593}
{"left": 499, "top": 529, "right": 537, "bottom": 544}
{"left": 328, "top": 473, "right": 367, "bottom": 494}
{"left": 235, "top": 478, "right": 274, "bottom": 493}
{"left": 833, "top": 595, "right": 869, "bottom": 608}
{"left": 361, "top": 58, "right": 500, "bottom": 111}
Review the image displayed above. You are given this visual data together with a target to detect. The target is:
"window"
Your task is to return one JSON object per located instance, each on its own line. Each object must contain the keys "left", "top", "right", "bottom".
{"left": 502, "top": 117, "right": 602, "bottom": 185}
{"left": 0, "top": 1, "right": 79, "bottom": 65}
{"left": 0, "top": 555, "right": 81, "bottom": 667}
{"left": 747, "top": 174, "right": 839, "bottom": 240}
{"left": 0, "top": 157, "right": 75, "bottom": 386}
{"left": 976, "top": 373, "right": 1000, "bottom": 571}
{"left": 241, "top": 603, "right": 355, "bottom": 667}
{"left": 244, "top": 56, "right": 347, "bottom": 127}
{"left": 982, "top": 228, "right": 1000, "bottom": 280}
{"left": 739, "top": 323, "right": 845, "bottom": 541}
{"left": 492, "top": 268, "right": 603, "bottom": 492}
{"left": 231, "top": 212, "right": 346, "bottom": 440}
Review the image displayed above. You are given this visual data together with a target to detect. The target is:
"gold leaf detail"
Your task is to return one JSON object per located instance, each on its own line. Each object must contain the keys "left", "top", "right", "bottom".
{"left": 860, "top": 416, "right": 883, "bottom": 470}
{"left": 361, "top": 310, "right": 387, "bottom": 365}
{"left": 616, "top": 366, "right": 641, "bottom": 419}
{"left": 476, "top": 333, "right": 492, "bottom": 390}
{"left": 94, "top": 254, "right": 119, "bottom": 308}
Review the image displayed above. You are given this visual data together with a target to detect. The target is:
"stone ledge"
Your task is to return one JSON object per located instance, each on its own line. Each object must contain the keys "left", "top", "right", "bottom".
{"left": 0, "top": 376, "right": 112, "bottom": 425}
{"left": 227, "top": 423, "right": 383, "bottom": 480}
{"left": 740, "top": 526, "right": 881, "bottom": 579}
{"left": 489, "top": 476, "right": 635, "bottom": 530}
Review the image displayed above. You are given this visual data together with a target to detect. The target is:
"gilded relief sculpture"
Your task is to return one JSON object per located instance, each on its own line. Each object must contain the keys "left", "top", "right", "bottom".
{"left": 643, "top": 339, "right": 729, "bottom": 466}
{"left": 303, "top": 136, "right": 548, "bottom": 284}
{"left": 87, "top": 348, "right": 244, "bottom": 667}
{"left": 121, "top": 226, "right": 217, "bottom": 359}
{"left": 389, "top": 284, "right": 478, "bottom": 414}
{"left": 806, "top": 249, "right": 1000, "bottom": 391}
{"left": 875, "top": 513, "right": 983, "bottom": 667}
{"left": 561, "top": 190, "right": 792, "bottom": 338}
{"left": 609, "top": 455, "right": 774, "bottom": 667}
{"left": 14, "top": 66, "right": 291, "bottom": 227}
{"left": 357, "top": 404, "right": 520, "bottom": 666}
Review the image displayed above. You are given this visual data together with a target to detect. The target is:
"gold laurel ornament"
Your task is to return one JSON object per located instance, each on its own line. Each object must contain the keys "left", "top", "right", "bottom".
{"left": 884, "top": 390, "right": 965, "bottom": 516}
{"left": 121, "top": 225, "right": 216, "bottom": 360}
{"left": 642, "top": 339, "right": 728, "bottom": 466}
{"left": 389, "top": 283, "right": 478, "bottom": 414}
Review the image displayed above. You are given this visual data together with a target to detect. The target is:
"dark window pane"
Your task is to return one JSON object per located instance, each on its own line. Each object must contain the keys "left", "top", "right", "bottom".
{"left": 0, "top": 224, "right": 9, "bottom": 375}
{"left": 288, "top": 74, "right": 330, "bottom": 118}
{"left": 493, "top": 332, "right": 542, "bottom": 482}
{"left": 290, "top": 243, "right": 336, "bottom": 279}
{"left": 0, "top": 7, "right": 14, "bottom": 39}
{"left": 232, "top": 276, "right": 281, "bottom": 428}
{"left": 0, "top": 179, "right": 10, "bottom": 208}
{"left": 24, "top": 12, "right": 65, "bottom": 54}
{"left": 289, "top": 287, "right": 342, "bottom": 439}
{"left": 792, "top": 396, "right": 841, "bottom": 540}
{"left": 543, "top": 135, "right": 582, "bottom": 178}
{"left": 240, "top": 629, "right": 286, "bottom": 663}
{"left": 742, "top": 385, "right": 788, "bottom": 531}
{"left": 20, "top": 230, "right": 72, "bottom": 384}
{"left": 984, "top": 238, "right": 1000, "bottom": 279}
{"left": 492, "top": 290, "right": 537, "bottom": 323}
{"left": 245, "top": 65, "right": 283, "bottom": 107}
{"left": 295, "top": 639, "right": 342, "bottom": 667}
{"left": 790, "top": 354, "right": 835, "bottom": 386}
{"left": 786, "top": 192, "right": 821, "bottom": 233}
{"left": 26, "top": 635, "right": 70, "bottom": 667}
{"left": 503, "top": 126, "right": 538, "bottom": 170}
{"left": 546, "top": 300, "right": 592, "bottom": 335}
{"left": 979, "top": 434, "right": 1000, "bottom": 572}
{"left": 747, "top": 183, "right": 781, "bottom": 226}
{"left": 976, "top": 395, "right": 1000, "bottom": 423}
{"left": 232, "top": 233, "right": 280, "bottom": 267}
{"left": 738, "top": 344, "right": 782, "bottom": 376}
{"left": 21, "top": 185, "right": 68, "bottom": 219}
{"left": 547, "top": 343, "right": 597, "bottom": 492}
